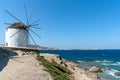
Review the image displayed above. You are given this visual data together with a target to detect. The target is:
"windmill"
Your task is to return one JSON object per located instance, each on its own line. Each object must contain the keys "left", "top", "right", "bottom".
{"left": 5, "top": 4, "right": 41, "bottom": 48}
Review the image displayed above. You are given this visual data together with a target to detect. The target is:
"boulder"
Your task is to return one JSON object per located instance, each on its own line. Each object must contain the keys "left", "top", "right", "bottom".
{"left": 115, "top": 72, "right": 120, "bottom": 76}
{"left": 88, "top": 66, "right": 103, "bottom": 73}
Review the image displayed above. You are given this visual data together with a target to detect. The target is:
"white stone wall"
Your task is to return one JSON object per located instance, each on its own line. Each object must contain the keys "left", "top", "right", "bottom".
{"left": 5, "top": 28, "right": 28, "bottom": 47}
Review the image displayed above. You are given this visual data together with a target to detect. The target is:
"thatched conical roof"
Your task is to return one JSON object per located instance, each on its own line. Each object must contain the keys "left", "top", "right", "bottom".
{"left": 7, "top": 21, "right": 25, "bottom": 29}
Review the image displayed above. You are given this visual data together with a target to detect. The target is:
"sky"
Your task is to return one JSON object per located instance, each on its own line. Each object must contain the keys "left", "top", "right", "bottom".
{"left": 0, "top": 0, "right": 120, "bottom": 49}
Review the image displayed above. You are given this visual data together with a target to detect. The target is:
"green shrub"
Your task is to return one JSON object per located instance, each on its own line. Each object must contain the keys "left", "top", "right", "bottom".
{"left": 35, "top": 52, "right": 71, "bottom": 80}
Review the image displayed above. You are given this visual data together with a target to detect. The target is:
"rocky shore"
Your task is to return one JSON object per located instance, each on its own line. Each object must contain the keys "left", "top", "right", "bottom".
{"left": 40, "top": 53, "right": 102, "bottom": 80}
{"left": 0, "top": 48, "right": 102, "bottom": 80}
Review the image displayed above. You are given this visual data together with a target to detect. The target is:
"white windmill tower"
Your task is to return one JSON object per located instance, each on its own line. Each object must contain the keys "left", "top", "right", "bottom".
{"left": 5, "top": 4, "right": 41, "bottom": 48}
{"left": 5, "top": 21, "right": 28, "bottom": 47}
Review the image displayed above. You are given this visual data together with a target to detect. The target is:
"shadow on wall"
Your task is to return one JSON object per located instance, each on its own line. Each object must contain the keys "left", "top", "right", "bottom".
{"left": 0, "top": 48, "right": 17, "bottom": 71}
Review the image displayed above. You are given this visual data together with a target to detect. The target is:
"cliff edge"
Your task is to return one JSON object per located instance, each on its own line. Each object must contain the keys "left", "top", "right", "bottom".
{"left": 0, "top": 48, "right": 101, "bottom": 80}
{"left": 40, "top": 53, "right": 101, "bottom": 80}
{"left": 0, "top": 48, "right": 53, "bottom": 80}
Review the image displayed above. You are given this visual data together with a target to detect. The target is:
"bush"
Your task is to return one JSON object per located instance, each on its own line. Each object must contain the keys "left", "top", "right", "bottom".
{"left": 35, "top": 52, "right": 71, "bottom": 80}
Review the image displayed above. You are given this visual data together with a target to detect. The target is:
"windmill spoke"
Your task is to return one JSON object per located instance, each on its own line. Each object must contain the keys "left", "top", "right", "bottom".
{"left": 29, "top": 28, "right": 41, "bottom": 39}
{"left": 28, "top": 31, "right": 37, "bottom": 45}
{"left": 30, "top": 27, "right": 41, "bottom": 30}
{"left": 4, "top": 23, "right": 12, "bottom": 25}
{"left": 30, "top": 23, "right": 39, "bottom": 27}
{"left": 28, "top": 10, "right": 34, "bottom": 24}
{"left": 5, "top": 10, "right": 25, "bottom": 25}
{"left": 29, "top": 19, "right": 40, "bottom": 26}
{"left": 29, "top": 23, "right": 41, "bottom": 29}
{"left": 10, "top": 29, "right": 21, "bottom": 38}
{"left": 24, "top": 3, "right": 29, "bottom": 25}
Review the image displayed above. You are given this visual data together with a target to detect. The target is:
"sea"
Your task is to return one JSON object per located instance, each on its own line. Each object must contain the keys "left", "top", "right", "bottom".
{"left": 40, "top": 50, "right": 120, "bottom": 80}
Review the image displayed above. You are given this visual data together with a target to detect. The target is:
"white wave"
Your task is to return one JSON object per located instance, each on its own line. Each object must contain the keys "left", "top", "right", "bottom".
{"left": 77, "top": 60, "right": 113, "bottom": 63}
{"left": 102, "top": 63, "right": 110, "bottom": 65}
{"left": 95, "top": 60, "right": 102, "bottom": 62}
{"left": 112, "top": 62, "right": 120, "bottom": 66}
{"left": 102, "top": 60, "right": 112, "bottom": 63}
{"left": 105, "top": 69, "right": 120, "bottom": 79}
{"left": 102, "top": 62, "right": 120, "bottom": 66}
{"left": 77, "top": 61, "right": 83, "bottom": 63}
{"left": 116, "top": 62, "right": 120, "bottom": 64}
{"left": 95, "top": 60, "right": 112, "bottom": 63}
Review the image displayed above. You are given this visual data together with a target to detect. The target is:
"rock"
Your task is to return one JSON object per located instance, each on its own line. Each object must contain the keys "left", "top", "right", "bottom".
{"left": 40, "top": 54, "right": 101, "bottom": 80}
{"left": 64, "top": 63, "right": 68, "bottom": 67}
{"left": 40, "top": 54, "right": 65, "bottom": 66}
{"left": 88, "top": 66, "right": 103, "bottom": 73}
{"left": 115, "top": 72, "right": 120, "bottom": 76}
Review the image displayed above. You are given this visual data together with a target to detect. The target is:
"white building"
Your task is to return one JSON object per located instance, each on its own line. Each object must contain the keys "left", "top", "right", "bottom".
{"left": 5, "top": 22, "right": 28, "bottom": 47}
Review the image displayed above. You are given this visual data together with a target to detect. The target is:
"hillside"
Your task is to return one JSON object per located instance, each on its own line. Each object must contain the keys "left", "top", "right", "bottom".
{"left": 0, "top": 48, "right": 53, "bottom": 80}
{"left": 0, "top": 48, "right": 101, "bottom": 80}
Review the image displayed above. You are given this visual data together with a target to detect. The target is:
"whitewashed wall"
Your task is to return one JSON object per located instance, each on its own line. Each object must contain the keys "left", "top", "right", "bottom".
{"left": 5, "top": 28, "right": 28, "bottom": 47}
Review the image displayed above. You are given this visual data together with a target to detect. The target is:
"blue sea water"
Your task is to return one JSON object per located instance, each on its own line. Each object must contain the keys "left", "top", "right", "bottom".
{"left": 40, "top": 50, "right": 120, "bottom": 80}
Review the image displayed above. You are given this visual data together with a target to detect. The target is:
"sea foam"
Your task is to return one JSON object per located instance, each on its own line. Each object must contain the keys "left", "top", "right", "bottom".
{"left": 105, "top": 69, "right": 120, "bottom": 79}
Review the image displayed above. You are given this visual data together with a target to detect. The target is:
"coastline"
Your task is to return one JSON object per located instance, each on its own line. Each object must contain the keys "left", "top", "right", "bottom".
{"left": 40, "top": 53, "right": 101, "bottom": 80}
{"left": 0, "top": 48, "right": 101, "bottom": 80}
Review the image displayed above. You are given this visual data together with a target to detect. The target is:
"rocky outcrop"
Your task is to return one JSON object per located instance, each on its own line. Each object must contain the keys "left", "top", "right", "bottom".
{"left": 40, "top": 53, "right": 71, "bottom": 67}
{"left": 88, "top": 66, "right": 103, "bottom": 73}
{"left": 114, "top": 72, "right": 120, "bottom": 76}
{"left": 40, "top": 53, "right": 101, "bottom": 80}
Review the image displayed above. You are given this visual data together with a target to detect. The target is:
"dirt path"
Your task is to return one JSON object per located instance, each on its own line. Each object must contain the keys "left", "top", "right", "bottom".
{"left": 0, "top": 54, "right": 53, "bottom": 80}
